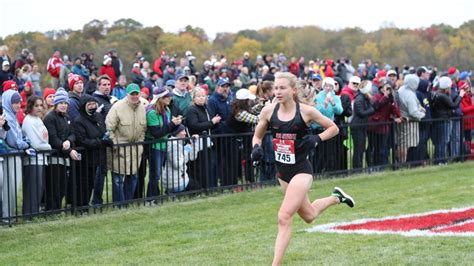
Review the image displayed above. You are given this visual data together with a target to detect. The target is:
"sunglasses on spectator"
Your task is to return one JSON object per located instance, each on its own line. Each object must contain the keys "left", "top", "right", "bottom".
{"left": 335, "top": 82, "right": 339, "bottom": 86}
{"left": 352, "top": 82, "right": 359, "bottom": 85}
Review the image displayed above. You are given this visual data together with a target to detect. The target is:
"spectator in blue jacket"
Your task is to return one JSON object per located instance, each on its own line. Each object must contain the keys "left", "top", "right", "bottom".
{"left": 208, "top": 78, "right": 232, "bottom": 134}
{"left": 111, "top": 75, "right": 127, "bottom": 100}
{"left": 2, "top": 89, "right": 29, "bottom": 218}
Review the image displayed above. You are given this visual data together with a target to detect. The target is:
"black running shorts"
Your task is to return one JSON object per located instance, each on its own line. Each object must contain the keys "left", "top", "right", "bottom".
{"left": 276, "top": 160, "right": 313, "bottom": 183}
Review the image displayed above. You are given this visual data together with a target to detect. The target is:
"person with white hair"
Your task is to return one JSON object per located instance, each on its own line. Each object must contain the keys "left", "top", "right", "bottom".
{"left": 431, "top": 76, "right": 465, "bottom": 164}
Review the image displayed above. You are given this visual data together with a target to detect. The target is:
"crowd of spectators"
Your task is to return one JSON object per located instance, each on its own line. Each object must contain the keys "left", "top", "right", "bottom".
{"left": 0, "top": 44, "right": 473, "bottom": 218}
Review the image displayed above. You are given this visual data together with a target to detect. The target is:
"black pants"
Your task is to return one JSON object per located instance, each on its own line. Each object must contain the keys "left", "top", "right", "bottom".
{"left": 74, "top": 164, "right": 95, "bottom": 208}
{"left": 44, "top": 164, "right": 68, "bottom": 211}
{"left": 22, "top": 165, "right": 45, "bottom": 215}
{"left": 352, "top": 127, "right": 367, "bottom": 170}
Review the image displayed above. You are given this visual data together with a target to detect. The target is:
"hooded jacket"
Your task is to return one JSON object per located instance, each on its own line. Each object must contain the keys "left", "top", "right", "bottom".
{"left": 398, "top": 74, "right": 425, "bottom": 121}
{"left": 72, "top": 94, "right": 107, "bottom": 165}
{"left": 2, "top": 89, "right": 29, "bottom": 151}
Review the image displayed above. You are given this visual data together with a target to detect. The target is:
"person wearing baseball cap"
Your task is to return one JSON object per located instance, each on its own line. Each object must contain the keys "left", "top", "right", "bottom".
{"left": 173, "top": 72, "right": 192, "bottom": 115}
{"left": 105, "top": 82, "right": 147, "bottom": 203}
{"left": 0, "top": 60, "right": 11, "bottom": 86}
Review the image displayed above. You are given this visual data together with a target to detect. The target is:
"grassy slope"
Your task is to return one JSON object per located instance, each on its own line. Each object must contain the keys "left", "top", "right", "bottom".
{"left": 1, "top": 163, "right": 473, "bottom": 265}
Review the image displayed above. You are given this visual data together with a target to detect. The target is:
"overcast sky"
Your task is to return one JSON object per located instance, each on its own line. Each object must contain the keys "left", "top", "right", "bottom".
{"left": 1, "top": 0, "right": 473, "bottom": 40}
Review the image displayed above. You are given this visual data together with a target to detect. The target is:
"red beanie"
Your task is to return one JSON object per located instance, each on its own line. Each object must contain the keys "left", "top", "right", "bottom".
{"left": 140, "top": 87, "right": 150, "bottom": 97}
{"left": 448, "top": 67, "right": 457, "bottom": 75}
{"left": 3, "top": 80, "right": 18, "bottom": 92}
{"left": 25, "top": 80, "right": 33, "bottom": 88}
{"left": 68, "top": 73, "right": 83, "bottom": 90}
{"left": 43, "top": 88, "right": 56, "bottom": 99}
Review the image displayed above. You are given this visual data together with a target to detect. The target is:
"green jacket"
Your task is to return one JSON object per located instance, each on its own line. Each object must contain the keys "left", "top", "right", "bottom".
{"left": 172, "top": 89, "right": 192, "bottom": 115}
{"left": 146, "top": 108, "right": 172, "bottom": 151}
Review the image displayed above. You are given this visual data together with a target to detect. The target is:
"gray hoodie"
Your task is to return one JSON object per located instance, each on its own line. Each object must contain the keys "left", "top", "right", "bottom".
{"left": 398, "top": 74, "right": 425, "bottom": 121}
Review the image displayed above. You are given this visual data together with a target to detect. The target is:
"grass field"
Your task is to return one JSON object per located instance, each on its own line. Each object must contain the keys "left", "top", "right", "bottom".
{"left": 1, "top": 162, "right": 473, "bottom": 265}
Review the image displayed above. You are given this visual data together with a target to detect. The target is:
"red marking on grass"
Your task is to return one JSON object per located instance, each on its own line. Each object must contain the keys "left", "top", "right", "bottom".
{"left": 333, "top": 208, "right": 474, "bottom": 232}
{"left": 431, "top": 221, "right": 474, "bottom": 233}
{"left": 307, "top": 207, "right": 474, "bottom": 237}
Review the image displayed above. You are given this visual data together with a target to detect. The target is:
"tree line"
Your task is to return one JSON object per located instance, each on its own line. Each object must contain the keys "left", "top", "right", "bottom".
{"left": 1, "top": 18, "right": 473, "bottom": 78}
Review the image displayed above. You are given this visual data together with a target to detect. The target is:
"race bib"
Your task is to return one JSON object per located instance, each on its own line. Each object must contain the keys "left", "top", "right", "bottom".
{"left": 273, "top": 138, "right": 296, "bottom": 164}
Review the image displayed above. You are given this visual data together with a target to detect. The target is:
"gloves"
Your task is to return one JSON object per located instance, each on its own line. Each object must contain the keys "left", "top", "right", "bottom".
{"left": 299, "top": 134, "right": 322, "bottom": 149}
{"left": 101, "top": 139, "right": 114, "bottom": 147}
{"left": 25, "top": 148, "right": 37, "bottom": 156}
{"left": 251, "top": 144, "right": 264, "bottom": 164}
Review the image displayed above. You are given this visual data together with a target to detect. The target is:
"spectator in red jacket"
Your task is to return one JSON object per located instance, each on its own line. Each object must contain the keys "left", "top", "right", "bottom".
{"left": 47, "top": 50, "right": 64, "bottom": 88}
{"left": 366, "top": 81, "right": 401, "bottom": 169}
{"left": 99, "top": 56, "right": 117, "bottom": 87}
{"left": 289, "top": 57, "right": 299, "bottom": 76}
{"left": 460, "top": 80, "right": 474, "bottom": 142}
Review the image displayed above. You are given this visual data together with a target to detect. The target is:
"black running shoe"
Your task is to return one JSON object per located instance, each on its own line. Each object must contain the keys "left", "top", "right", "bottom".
{"left": 332, "top": 187, "right": 355, "bottom": 208}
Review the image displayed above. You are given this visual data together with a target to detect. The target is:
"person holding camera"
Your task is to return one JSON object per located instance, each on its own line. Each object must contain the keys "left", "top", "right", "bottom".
{"left": 367, "top": 81, "right": 402, "bottom": 170}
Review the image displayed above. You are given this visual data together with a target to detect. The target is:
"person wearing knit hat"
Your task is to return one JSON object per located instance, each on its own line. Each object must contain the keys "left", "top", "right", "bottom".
{"left": 67, "top": 73, "right": 84, "bottom": 122}
{"left": 54, "top": 88, "right": 69, "bottom": 105}
{"left": 42, "top": 88, "right": 56, "bottom": 114}
{"left": 3, "top": 80, "right": 18, "bottom": 92}
{"left": 448, "top": 67, "right": 459, "bottom": 81}
{"left": 140, "top": 87, "right": 150, "bottom": 100}
{"left": 68, "top": 73, "right": 83, "bottom": 91}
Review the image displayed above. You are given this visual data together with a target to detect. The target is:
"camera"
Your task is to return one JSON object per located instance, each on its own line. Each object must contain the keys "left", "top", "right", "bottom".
{"left": 0, "top": 108, "right": 10, "bottom": 131}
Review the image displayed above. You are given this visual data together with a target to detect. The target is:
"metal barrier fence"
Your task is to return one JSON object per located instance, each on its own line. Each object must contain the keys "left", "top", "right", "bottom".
{"left": 0, "top": 116, "right": 472, "bottom": 224}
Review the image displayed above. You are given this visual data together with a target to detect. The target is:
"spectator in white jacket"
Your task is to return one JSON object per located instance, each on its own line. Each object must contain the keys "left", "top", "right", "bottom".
{"left": 22, "top": 96, "right": 52, "bottom": 215}
{"left": 162, "top": 125, "right": 209, "bottom": 193}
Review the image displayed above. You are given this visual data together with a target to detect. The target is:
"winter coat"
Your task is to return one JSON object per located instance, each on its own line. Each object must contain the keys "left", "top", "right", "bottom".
{"left": 172, "top": 88, "right": 192, "bottom": 116}
{"left": 398, "top": 75, "right": 425, "bottom": 121}
{"left": 105, "top": 98, "right": 147, "bottom": 175}
{"left": 111, "top": 85, "right": 126, "bottom": 100}
{"left": 162, "top": 136, "right": 207, "bottom": 192}
{"left": 431, "top": 91, "right": 462, "bottom": 119}
{"left": 146, "top": 107, "right": 176, "bottom": 151}
{"left": 185, "top": 104, "right": 215, "bottom": 136}
{"left": 208, "top": 92, "right": 231, "bottom": 134}
{"left": 2, "top": 90, "right": 29, "bottom": 152}
{"left": 99, "top": 65, "right": 117, "bottom": 87}
{"left": 68, "top": 91, "right": 82, "bottom": 122}
{"left": 461, "top": 93, "right": 474, "bottom": 130}
{"left": 93, "top": 91, "right": 113, "bottom": 119}
{"left": 350, "top": 92, "right": 375, "bottom": 126}
{"left": 72, "top": 95, "right": 107, "bottom": 166}
{"left": 130, "top": 69, "right": 144, "bottom": 86}
{"left": 43, "top": 108, "right": 76, "bottom": 165}
{"left": 368, "top": 92, "right": 401, "bottom": 134}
